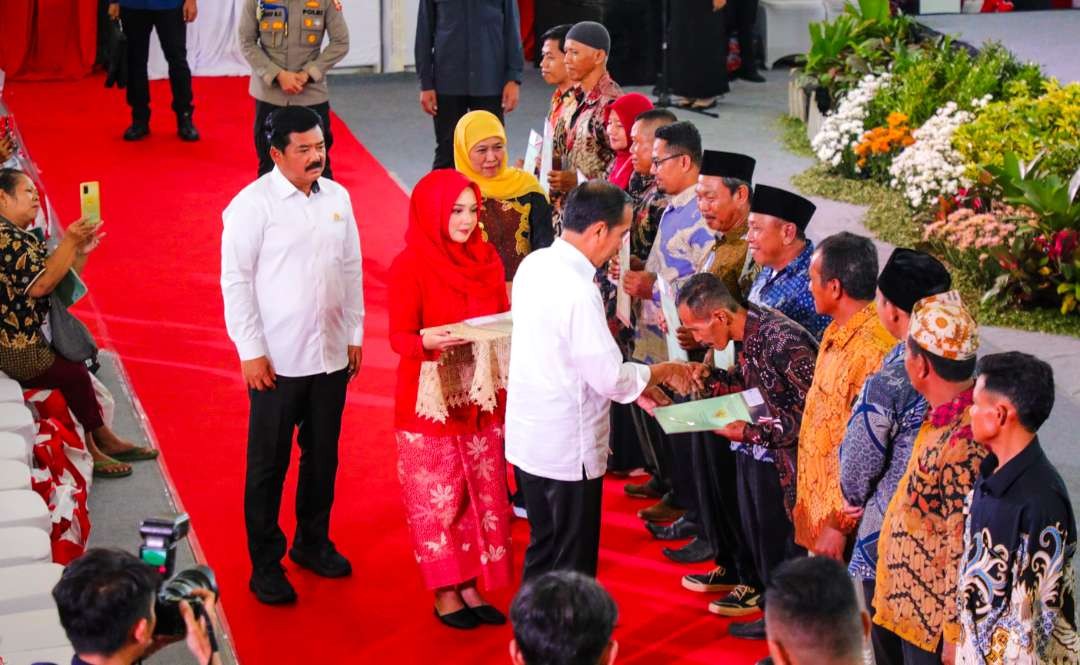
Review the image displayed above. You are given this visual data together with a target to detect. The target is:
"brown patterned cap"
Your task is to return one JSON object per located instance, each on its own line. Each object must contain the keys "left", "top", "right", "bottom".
{"left": 909, "top": 290, "right": 979, "bottom": 360}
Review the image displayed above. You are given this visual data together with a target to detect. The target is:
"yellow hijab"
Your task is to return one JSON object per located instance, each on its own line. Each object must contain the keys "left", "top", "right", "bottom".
{"left": 453, "top": 110, "right": 547, "bottom": 202}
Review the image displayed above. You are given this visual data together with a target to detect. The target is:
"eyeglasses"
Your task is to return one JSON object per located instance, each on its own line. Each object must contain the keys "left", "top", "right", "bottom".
{"left": 651, "top": 153, "right": 687, "bottom": 168}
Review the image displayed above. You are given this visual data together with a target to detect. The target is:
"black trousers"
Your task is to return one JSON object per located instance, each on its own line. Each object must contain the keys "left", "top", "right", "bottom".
{"left": 728, "top": 0, "right": 760, "bottom": 73}
{"left": 629, "top": 402, "right": 672, "bottom": 494}
{"left": 121, "top": 7, "right": 194, "bottom": 123}
{"left": 688, "top": 431, "right": 742, "bottom": 566}
{"left": 608, "top": 401, "right": 647, "bottom": 473}
{"left": 734, "top": 454, "right": 804, "bottom": 593}
{"left": 244, "top": 369, "right": 348, "bottom": 572}
{"left": 667, "top": 431, "right": 697, "bottom": 513}
{"left": 254, "top": 100, "right": 335, "bottom": 180}
{"left": 432, "top": 94, "right": 503, "bottom": 169}
{"left": 863, "top": 579, "right": 944, "bottom": 665}
{"left": 519, "top": 468, "right": 603, "bottom": 580}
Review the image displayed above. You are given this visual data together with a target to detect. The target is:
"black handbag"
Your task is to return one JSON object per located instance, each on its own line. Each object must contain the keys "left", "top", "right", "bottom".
{"left": 49, "top": 293, "right": 100, "bottom": 372}
{"left": 105, "top": 18, "right": 128, "bottom": 89}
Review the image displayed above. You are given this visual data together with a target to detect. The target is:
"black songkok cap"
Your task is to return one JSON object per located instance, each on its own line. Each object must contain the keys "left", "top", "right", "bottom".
{"left": 877, "top": 248, "right": 952, "bottom": 313}
{"left": 700, "top": 150, "right": 756, "bottom": 183}
{"left": 566, "top": 21, "right": 611, "bottom": 54}
{"left": 750, "top": 184, "right": 816, "bottom": 231}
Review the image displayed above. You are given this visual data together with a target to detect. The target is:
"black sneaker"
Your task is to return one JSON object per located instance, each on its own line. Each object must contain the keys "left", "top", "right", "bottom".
{"left": 708, "top": 584, "right": 761, "bottom": 617}
{"left": 123, "top": 123, "right": 150, "bottom": 141}
{"left": 249, "top": 566, "right": 297, "bottom": 605}
{"left": 177, "top": 112, "right": 200, "bottom": 142}
{"left": 729, "top": 617, "right": 767, "bottom": 640}
{"left": 682, "top": 565, "right": 740, "bottom": 593}
{"left": 289, "top": 544, "right": 352, "bottom": 578}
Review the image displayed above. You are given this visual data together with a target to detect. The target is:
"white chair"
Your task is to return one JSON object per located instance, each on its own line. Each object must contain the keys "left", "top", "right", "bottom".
{"left": 757, "top": 0, "right": 827, "bottom": 69}
{"left": 0, "top": 431, "right": 30, "bottom": 465}
{"left": 0, "top": 608, "right": 72, "bottom": 658}
{"left": 0, "top": 527, "right": 52, "bottom": 567}
{"left": 0, "top": 377, "right": 24, "bottom": 403}
{"left": 0, "top": 459, "right": 31, "bottom": 491}
{"left": 0, "top": 402, "right": 36, "bottom": 451}
{"left": 0, "top": 562, "right": 64, "bottom": 614}
{"left": 0, "top": 489, "right": 50, "bottom": 531}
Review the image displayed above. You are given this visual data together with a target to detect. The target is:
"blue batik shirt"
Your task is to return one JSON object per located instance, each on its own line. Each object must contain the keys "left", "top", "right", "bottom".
{"left": 747, "top": 241, "right": 831, "bottom": 340}
{"left": 838, "top": 341, "right": 928, "bottom": 580}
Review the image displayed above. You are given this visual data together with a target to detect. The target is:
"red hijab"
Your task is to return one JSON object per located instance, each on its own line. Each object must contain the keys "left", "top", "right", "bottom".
{"left": 607, "top": 93, "right": 655, "bottom": 190}
{"left": 404, "top": 169, "right": 506, "bottom": 310}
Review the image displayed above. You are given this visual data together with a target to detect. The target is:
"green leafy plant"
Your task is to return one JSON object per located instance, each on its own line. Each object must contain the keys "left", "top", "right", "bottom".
{"left": 983, "top": 153, "right": 1080, "bottom": 232}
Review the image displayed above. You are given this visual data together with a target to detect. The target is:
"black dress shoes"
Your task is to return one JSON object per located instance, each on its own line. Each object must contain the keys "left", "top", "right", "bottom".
{"left": 122, "top": 123, "right": 150, "bottom": 141}
{"left": 177, "top": 112, "right": 200, "bottom": 142}
{"left": 735, "top": 69, "right": 767, "bottom": 83}
{"left": 729, "top": 617, "right": 767, "bottom": 640}
{"left": 468, "top": 604, "right": 507, "bottom": 625}
{"left": 646, "top": 516, "right": 699, "bottom": 541}
{"left": 249, "top": 566, "right": 297, "bottom": 605}
{"left": 434, "top": 606, "right": 479, "bottom": 630}
{"left": 662, "top": 536, "right": 716, "bottom": 564}
{"left": 289, "top": 545, "right": 352, "bottom": 578}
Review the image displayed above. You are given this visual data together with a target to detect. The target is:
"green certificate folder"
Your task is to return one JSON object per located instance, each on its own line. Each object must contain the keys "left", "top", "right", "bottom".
{"left": 653, "top": 388, "right": 769, "bottom": 435}
{"left": 53, "top": 269, "right": 88, "bottom": 308}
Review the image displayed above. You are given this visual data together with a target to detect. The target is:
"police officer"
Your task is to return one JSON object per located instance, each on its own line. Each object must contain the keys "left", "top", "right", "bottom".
{"left": 239, "top": 0, "right": 349, "bottom": 178}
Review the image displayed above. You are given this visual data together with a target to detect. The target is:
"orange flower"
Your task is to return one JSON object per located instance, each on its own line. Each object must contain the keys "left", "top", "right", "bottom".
{"left": 887, "top": 112, "right": 908, "bottom": 128}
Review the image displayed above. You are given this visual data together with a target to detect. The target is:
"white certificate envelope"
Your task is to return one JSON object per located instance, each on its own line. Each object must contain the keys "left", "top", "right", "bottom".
{"left": 616, "top": 234, "right": 631, "bottom": 327}
{"left": 523, "top": 129, "right": 542, "bottom": 178}
{"left": 657, "top": 277, "right": 688, "bottom": 362}
{"left": 539, "top": 120, "right": 554, "bottom": 195}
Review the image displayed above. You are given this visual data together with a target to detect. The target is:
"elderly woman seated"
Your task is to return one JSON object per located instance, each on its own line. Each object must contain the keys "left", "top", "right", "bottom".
{"left": 0, "top": 168, "right": 156, "bottom": 478}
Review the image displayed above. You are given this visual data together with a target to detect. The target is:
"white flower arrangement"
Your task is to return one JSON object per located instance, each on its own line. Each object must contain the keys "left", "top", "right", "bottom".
{"left": 811, "top": 72, "right": 892, "bottom": 171}
{"left": 888, "top": 96, "right": 990, "bottom": 210}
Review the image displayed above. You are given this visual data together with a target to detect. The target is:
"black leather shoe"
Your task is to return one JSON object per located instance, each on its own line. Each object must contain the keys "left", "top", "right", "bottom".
{"left": 736, "top": 69, "right": 766, "bottom": 83}
{"left": 249, "top": 566, "right": 297, "bottom": 605}
{"left": 646, "top": 516, "right": 699, "bottom": 541}
{"left": 289, "top": 545, "right": 352, "bottom": 578}
{"left": 729, "top": 617, "right": 767, "bottom": 640}
{"left": 177, "top": 112, "right": 200, "bottom": 141}
{"left": 756, "top": 657, "right": 774, "bottom": 665}
{"left": 123, "top": 123, "right": 150, "bottom": 141}
{"left": 663, "top": 536, "right": 716, "bottom": 564}
{"left": 434, "top": 606, "right": 479, "bottom": 630}
{"left": 468, "top": 604, "right": 507, "bottom": 625}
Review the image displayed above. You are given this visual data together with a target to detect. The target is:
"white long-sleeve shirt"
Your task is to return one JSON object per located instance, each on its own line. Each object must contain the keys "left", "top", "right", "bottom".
{"left": 221, "top": 167, "right": 364, "bottom": 377}
{"left": 505, "top": 238, "right": 651, "bottom": 482}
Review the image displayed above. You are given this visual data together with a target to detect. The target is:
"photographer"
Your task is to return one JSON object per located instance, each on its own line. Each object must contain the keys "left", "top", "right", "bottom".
{"left": 50, "top": 548, "right": 222, "bottom": 665}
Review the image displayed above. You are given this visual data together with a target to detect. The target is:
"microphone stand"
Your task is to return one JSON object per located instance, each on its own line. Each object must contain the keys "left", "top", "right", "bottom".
{"left": 654, "top": 0, "right": 720, "bottom": 119}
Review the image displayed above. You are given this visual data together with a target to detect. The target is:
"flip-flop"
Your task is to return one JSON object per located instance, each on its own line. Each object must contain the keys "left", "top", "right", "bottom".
{"left": 108, "top": 446, "right": 159, "bottom": 462}
{"left": 93, "top": 458, "right": 133, "bottom": 478}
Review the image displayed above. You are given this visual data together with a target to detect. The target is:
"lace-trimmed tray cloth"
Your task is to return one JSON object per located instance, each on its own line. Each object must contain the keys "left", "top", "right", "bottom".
{"left": 415, "top": 316, "right": 512, "bottom": 423}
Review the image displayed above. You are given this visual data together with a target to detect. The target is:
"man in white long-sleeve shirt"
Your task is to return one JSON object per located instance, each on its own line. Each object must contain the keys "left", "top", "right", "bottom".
{"left": 507, "top": 181, "right": 691, "bottom": 580}
{"left": 220, "top": 106, "right": 364, "bottom": 605}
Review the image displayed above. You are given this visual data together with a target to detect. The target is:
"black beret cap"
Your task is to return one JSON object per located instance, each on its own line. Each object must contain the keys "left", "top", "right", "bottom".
{"left": 700, "top": 150, "right": 756, "bottom": 183}
{"left": 750, "top": 184, "right": 816, "bottom": 231}
{"left": 877, "top": 248, "right": 952, "bottom": 313}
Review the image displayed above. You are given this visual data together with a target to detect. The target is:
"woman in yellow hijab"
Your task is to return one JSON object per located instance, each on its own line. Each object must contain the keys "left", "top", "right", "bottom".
{"left": 453, "top": 110, "right": 554, "bottom": 281}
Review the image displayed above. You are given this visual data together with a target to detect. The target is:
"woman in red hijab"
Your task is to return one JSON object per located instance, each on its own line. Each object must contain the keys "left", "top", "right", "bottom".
{"left": 389, "top": 169, "right": 513, "bottom": 630}
{"left": 605, "top": 93, "right": 655, "bottom": 190}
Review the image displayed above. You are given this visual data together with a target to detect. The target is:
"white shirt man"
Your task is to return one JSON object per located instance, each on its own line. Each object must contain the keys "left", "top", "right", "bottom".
{"left": 220, "top": 106, "right": 362, "bottom": 605}
{"left": 506, "top": 180, "right": 688, "bottom": 580}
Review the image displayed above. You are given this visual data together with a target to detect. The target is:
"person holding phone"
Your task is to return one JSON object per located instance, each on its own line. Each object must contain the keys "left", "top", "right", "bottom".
{"left": 0, "top": 168, "right": 157, "bottom": 478}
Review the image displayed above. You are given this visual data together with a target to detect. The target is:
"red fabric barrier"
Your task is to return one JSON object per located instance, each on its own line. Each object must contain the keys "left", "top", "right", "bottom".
{"left": 0, "top": 0, "right": 97, "bottom": 81}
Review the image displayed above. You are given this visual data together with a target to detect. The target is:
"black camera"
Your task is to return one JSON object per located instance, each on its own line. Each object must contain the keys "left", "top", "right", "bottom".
{"left": 138, "top": 514, "right": 219, "bottom": 638}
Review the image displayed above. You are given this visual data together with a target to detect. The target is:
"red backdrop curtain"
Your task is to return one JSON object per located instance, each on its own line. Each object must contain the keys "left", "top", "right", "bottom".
{"left": 0, "top": 0, "right": 97, "bottom": 81}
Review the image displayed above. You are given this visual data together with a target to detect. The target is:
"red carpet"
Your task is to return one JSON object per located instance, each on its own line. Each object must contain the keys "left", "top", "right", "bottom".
{"left": 5, "top": 75, "right": 766, "bottom": 664}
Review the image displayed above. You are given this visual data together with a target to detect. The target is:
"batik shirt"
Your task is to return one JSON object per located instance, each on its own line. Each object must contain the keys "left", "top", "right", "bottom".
{"left": 703, "top": 305, "right": 818, "bottom": 517}
{"left": 549, "top": 86, "right": 579, "bottom": 234}
{"left": 697, "top": 215, "right": 750, "bottom": 304}
{"left": 957, "top": 440, "right": 1078, "bottom": 664}
{"left": 0, "top": 219, "right": 49, "bottom": 349}
{"left": 793, "top": 302, "right": 894, "bottom": 550}
{"left": 627, "top": 172, "right": 666, "bottom": 262}
{"left": 839, "top": 341, "right": 928, "bottom": 581}
{"left": 873, "top": 388, "right": 988, "bottom": 653}
{"left": 747, "top": 242, "right": 832, "bottom": 340}
{"left": 565, "top": 73, "right": 622, "bottom": 181}
{"left": 632, "top": 185, "right": 713, "bottom": 364}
